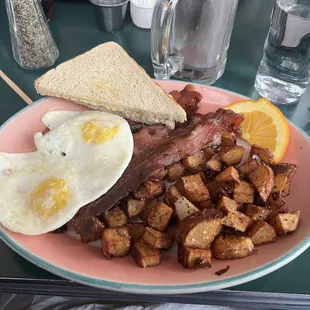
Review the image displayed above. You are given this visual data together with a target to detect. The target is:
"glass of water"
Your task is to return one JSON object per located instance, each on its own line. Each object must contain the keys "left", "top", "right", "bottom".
{"left": 254, "top": 0, "right": 310, "bottom": 105}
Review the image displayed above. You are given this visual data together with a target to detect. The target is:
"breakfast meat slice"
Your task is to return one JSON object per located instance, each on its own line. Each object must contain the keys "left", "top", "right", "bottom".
{"left": 75, "top": 109, "right": 243, "bottom": 233}
{"left": 51, "top": 224, "right": 67, "bottom": 234}
{"left": 169, "top": 84, "right": 203, "bottom": 116}
{"left": 127, "top": 84, "right": 202, "bottom": 133}
{"left": 133, "top": 124, "right": 170, "bottom": 157}
{"left": 126, "top": 120, "right": 146, "bottom": 133}
{"left": 80, "top": 216, "right": 105, "bottom": 243}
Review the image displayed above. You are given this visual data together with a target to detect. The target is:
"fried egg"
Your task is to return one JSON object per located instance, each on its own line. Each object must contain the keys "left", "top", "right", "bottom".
{"left": 0, "top": 111, "right": 133, "bottom": 235}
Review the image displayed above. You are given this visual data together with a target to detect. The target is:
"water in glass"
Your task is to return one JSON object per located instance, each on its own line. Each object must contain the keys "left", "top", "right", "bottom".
{"left": 255, "top": 0, "right": 310, "bottom": 104}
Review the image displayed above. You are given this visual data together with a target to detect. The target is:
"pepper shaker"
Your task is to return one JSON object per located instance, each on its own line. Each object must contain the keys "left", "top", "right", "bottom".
{"left": 5, "top": 0, "right": 59, "bottom": 70}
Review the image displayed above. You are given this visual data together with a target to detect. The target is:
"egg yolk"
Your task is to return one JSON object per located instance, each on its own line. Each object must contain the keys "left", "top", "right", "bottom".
{"left": 30, "top": 177, "right": 70, "bottom": 217}
{"left": 81, "top": 120, "right": 119, "bottom": 144}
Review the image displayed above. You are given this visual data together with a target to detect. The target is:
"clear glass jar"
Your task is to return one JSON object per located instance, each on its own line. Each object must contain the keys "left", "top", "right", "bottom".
{"left": 5, "top": 0, "right": 59, "bottom": 70}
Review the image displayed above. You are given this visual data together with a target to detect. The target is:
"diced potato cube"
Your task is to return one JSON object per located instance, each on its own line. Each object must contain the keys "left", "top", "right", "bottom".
{"left": 174, "top": 196, "right": 199, "bottom": 221}
{"left": 270, "top": 211, "right": 300, "bottom": 235}
{"left": 132, "top": 184, "right": 149, "bottom": 199}
{"left": 206, "top": 181, "right": 229, "bottom": 201}
{"left": 244, "top": 204, "right": 271, "bottom": 221}
{"left": 268, "top": 194, "right": 286, "bottom": 207}
{"left": 203, "top": 147, "right": 215, "bottom": 160}
{"left": 102, "top": 226, "right": 131, "bottom": 259}
{"left": 198, "top": 171, "right": 207, "bottom": 183}
{"left": 238, "top": 157, "right": 260, "bottom": 175}
{"left": 131, "top": 240, "right": 161, "bottom": 268}
{"left": 250, "top": 145, "right": 274, "bottom": 164}
{"left": 133, "top": 180, "right": 164, "bottom": 199}
{"left": 213, "top": 234, "right": 254, "bottom": 259}
{"left": 248, "top": 165, "right": 274, "bottom": 201}
{"left": 147, "top": 202, "right": 173, "bottom": 232}
{"left": 281, "top": 179, "right": 291, "bottom": 197}
{"left": 270, "top": 163, "right": 297, "bottom": 178}
{"left": 219, "top": 145, "right": 245, "bottom": 166}
{"left": 176, "top": 209, "right": 223, "bottom": 249}
{"left": 233, "top": 180, "right": 255, "bottom": 204}
{"left": 247, "top": 221, "right": 276, "bottom": 245}
{"left": 216, "top": 196, "right": 238, "bottom": 212}
{"left": 103, "top": 206, "right": 127, "bottom": 228}
{"left": 205, "top": 154, "right": 222, "bottom": 173}
{"left": 176, "top": 174, "right": 210, "bottom": 202}
{"left": 195, "top": 199, "right": 213, "bottom": 210}
{"left": 164, "top": 185, "right": 182, "bottom": 206}
{"left": 126, "top": 199, "right": 146, "bottom": 218}
{"left": 272, "top": 173, "right": 291, "bottom": 197}
{"left": 221, "top": 211, "right": 252, "bottom": 232}
{"left": 140, "top": 198, "right": 158, "bottom": 221}
{"left": 221, "top": 130, "right": 236, "bottom": 146}
{"left": 182, "top": 151, "right": 206, "bottom": 173}
{"left": 177, "top": 244, "right": 211, "bottom": 268}
{"left": 167, "top": 162, "right": 186, "bottom": 182}
{"left": 267, "top": 202, "right": 288, "bottom": 219}
{"left": 127, "top": 222, "right": 146, "bottom": 242}
{"left": 80, "top": 216, "right": 105, "bottom": 243}
{"left": 215, "top": 166, "right": 240, "bottom": 193}
{"left": 142, "top": 227, "right": 173, "bottom": 249}
{"left": 144, "top": 179, "right": 165, "bottom": 197}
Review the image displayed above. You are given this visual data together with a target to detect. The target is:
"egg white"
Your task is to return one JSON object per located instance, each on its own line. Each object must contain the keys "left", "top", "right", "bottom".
{"left": 42, "top": 111, "right": 81, "bottom": 130}
{"left": 0, "top": 111, "right": 133, "bottom": 235}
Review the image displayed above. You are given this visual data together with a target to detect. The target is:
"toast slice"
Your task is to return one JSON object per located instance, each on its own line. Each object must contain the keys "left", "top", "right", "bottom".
{"left": 35, "top": 42, "right": 186, "bottom": 128}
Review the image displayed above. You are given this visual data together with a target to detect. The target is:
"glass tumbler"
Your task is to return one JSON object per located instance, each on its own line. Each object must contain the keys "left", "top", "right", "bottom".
{"left": 150, "top": 0, "right": 239, "bottom": 84}
{"left": 255, "top": 0, "right": 310, "bottom": 105}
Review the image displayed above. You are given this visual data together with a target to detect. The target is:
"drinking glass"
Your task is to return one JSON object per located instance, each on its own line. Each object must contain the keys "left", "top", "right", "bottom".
{"left": 254, "top": 0, "right": 310, "bottom": 105}
{"left": 150, "top": 0, "right": 239, "bottom": 84}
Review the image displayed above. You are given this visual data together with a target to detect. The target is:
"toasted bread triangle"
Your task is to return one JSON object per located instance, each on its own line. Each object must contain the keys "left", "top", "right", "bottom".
{"left": 35, "top": 42, "right": 186, "bottom": 128}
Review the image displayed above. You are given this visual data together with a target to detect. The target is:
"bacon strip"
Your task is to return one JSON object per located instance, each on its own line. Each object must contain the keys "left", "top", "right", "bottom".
{"left": 81, "top": 109, "right": 243, "bottom": 220}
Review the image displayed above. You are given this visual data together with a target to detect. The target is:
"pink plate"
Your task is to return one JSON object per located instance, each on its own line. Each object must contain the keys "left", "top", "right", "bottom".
{"left": 0, "top": 80, "right": 310, "bottom": 294}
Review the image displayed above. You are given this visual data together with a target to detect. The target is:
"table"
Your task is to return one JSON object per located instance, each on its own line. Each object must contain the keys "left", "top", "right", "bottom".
{"left": 1, "top": 0, "right": 310, "bottom": 309}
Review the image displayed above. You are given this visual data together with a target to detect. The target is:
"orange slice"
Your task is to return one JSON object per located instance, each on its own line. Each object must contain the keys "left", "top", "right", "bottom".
{"left": 224, "top": 98, "right": 289, "bottom": 162}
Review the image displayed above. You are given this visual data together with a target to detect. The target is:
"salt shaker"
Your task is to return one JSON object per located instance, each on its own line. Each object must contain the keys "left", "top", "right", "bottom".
{"left": 5, "top": 0, "right": 59, "bottom": 70}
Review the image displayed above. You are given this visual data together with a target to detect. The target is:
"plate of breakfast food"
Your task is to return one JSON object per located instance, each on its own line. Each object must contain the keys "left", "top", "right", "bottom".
{"left": 0, "top": 42, "right": 309, "bottom": 294}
